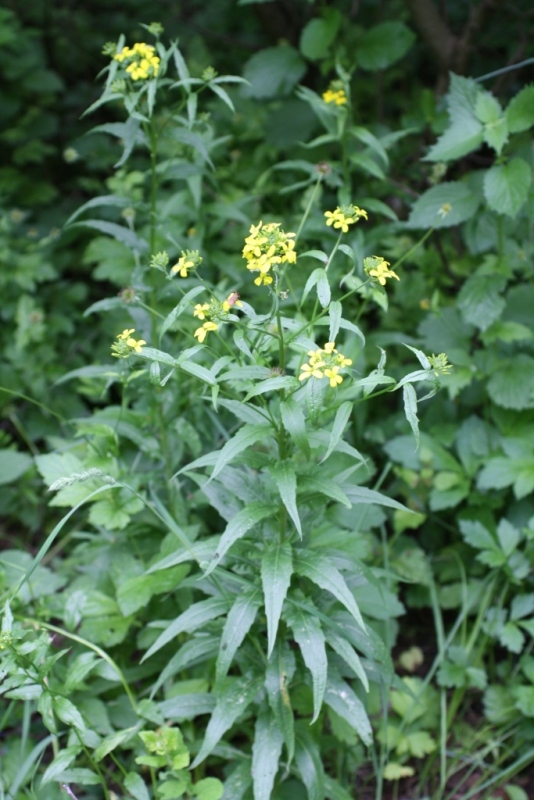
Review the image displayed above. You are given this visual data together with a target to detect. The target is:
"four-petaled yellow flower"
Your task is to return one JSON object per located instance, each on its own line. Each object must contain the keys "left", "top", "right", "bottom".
{"left": 364, "top": 255, "right": 400, "bottom": 286}
{"left": 242, "top": 221, "right": 297, "bottom": 286}
{"left": 194, "top": 303, "right": 210, "bottom": 320}
{"left": 322, "top": 88, "right": 347, "bottom": 106}
{"left": 325, "top": 205, "right": 368, "bottom": 233}
{"left": 111, "top": 328, "right": 146, "bottom": 358}
{"left": 171, "top": 249, "right": 202, "bottom": 278}
{"left": 299, "top": 341, "right": 352, "bottom": 387}
{"left": 194, "top": 321, "right": 218, "bottom": 343}
{"left": 113, "top": 42, "right": 160, "bottom": 81}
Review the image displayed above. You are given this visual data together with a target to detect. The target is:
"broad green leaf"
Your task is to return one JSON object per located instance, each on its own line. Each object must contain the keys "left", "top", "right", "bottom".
{"left": 325, "top": 631, "right": 369, "bottom": 692}
{"left": 116, "top": 575, "right": 153, "bottom": 616}
{"left": 251, "top": 708, "right": 284, "bottom": 800}
{"left": 64, "top": 653, "right": 99, "bottom": 693}
{"left": 142, "top": 596, "right": 229, "bottom": 661}
{"left": 294, "top": 550, "right": 364, "bottom": 629}
{"left": 484, "top": 116, "right": 508, "bottom": 155}
{"left": 285, "top": 601, "right": 327, "bottom": 724}
{"left": 323, "top": 777, "right": 354, "bottom": 800}
{"left": 458, "top": 273, "right": 506, "bottom": 331}
{"left": 147, "top": 537, "right": 219, "bottom": 572}
{"left": 125, "top": 772, "right": 150, "bottom": 800}
{"left": 299, "top": 15, "right": 340, "bottom": 60}
{"left": 203, "top": 503, "right": 273, "bottom": 576}
{"left": 262, "top": 543, "right": 294, "bottom": 656}
{"left": 356, "top": 21, "right": 415, "bottom": 71}
{"left": 280, "top": 399, "right": 311, "bottom": 458}
{"left": 160, "top": 286, "right": 206, "bottom": 339}
{"left": 403, "top": 384, "right": 419, "bottom": 448}
{"left": 191, "top": 677, "right": 262, "bottom": 767}
{"left": 349, "top": 151, "right": 385, "bottom": 180}
{"left": 159, "top": 693, "right": 215, "bottom": 721}
{"left": 49, "top": 768, "right": 101, "bottom": 785}
{"left": 217, "top": 399, "right": 268, "bottom": 426}
{"left": 486, "top": 355, "right": 534, "bottom": 410}
{"left": 321, "top": 401, "right": 353, "bottom": 463}
{"left": 497, "top": 519, "right": 520, "bottom": 557}
{"left": 270, "top": 461, "right": 302, "bottom": 538}
{"left": 406, "top": 182, "right": 480, "bottom": 229}
{"left": 297, "top": 475, "right": 351, "bottom": 508}
{"left": 459, "top": 520, "right": 497, "bottom": 552}
{"left": 475, "top": 92, "right": 502, "bottom": 124}
{"left": 242, "top": 46, "right": 306, "bottom": 99}
{"left": 53, "top": 696, "right": 86, "bottom": 731}
{"left": 194, "top": 778, "right": 224, "bottom": 800}
{"left": 324, "top": 673, "right": 372, "bottom": 745}
{"left": 294, "top": 726, "right": 325, "bottom": 800}
{"left": 209, "top": 424, "right": 273, "bottom": 483}
{"left": 511, "top": 594, "right": 534, "bottom": 621}
{"left": 0, "top": 450, "right": 33, "bottom": 485}
{"left": 215, "top": 590, "right": 261, "bottom": 684}
{"left": 178, "top": 360, "right": 217, "bottom": 386}
{"left": 506, "top": 84, "right": 534, "bottom": 133}
{"left": 425, "top": 75, "right": 483, "bottom": 161}
{"left": 484, "top": 158, "right": 531, "bottom": 217}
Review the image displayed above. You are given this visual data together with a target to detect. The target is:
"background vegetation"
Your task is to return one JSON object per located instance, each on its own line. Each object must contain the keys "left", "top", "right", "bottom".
{"left": 1, "top": 2, "right": 534, "bottom": 800}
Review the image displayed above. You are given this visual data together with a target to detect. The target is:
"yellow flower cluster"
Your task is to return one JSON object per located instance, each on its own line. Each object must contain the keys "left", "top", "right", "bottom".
{"left": 322, "top": 88, "right": 347, "bottom": 106}
{"left": 171, "top": 250, "right": 202, "bottom": 278}
{"left": 193, "top": 293, "right": 243, "bottom": 343}
{"left": 364, "top": 255, "right": 400, "bottom": 286}
{"left": 299, "top": 342, "right": 352, "bottom": 388}
{"left": 114, "top": 43, "right": 160, "bottom": 81}
{"left": 111, "top": 328, "right": 146, "bottom": 358}
{"left": 242, "top": 221, "right": 297, "bottom": 286}
{"left": 325, "top": 205, "right": 368, "bottom": 233}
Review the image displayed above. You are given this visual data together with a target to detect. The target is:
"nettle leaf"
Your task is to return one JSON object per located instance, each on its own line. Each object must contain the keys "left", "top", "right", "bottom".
{"left": 262, "top": 543, "right": 294, "bottom": 656}
{"left": 425, "top": 74, "right": 483, "bottom": 162}
{"left": 487, "top": 355, "right": 534, "bottom": 410}
{"left": 251, "top": 708, "right": 284, "bottom": 800}
{"left": 269, "top": 461, "right": 302, "bottom": 539}
{"left": 295, "top": 725, "right": 325, "bottom": 800}
{"left": 215, "top": 590, "right": 261, "bottom": 685}
{"left": 280, "top": 399, "right": 310, "bottom": 458}
{"left": 299, "top": 14, "right": 340, "bottom": 61}
{"left": 458, "top": 273, "right": 506, "bottom": 331}
{"left": 324, "top": 672, "right": 372, "bottom": 745}
{"left": 294, "top": 551, "right": 364, "bottom": 629}
{"left": 484, "top": 158, "right": 531, "bottom": 218}
{"left": 356, "top": 21, "right": 415, "bottom": 71}
{"left": 406, "top": 182, "right": 480, "bottom": 229}
{"left": 191, "top": 676, "right": 262, "bottom": 767}
{"left": 506, "top": 84, "right": 534, "bottom": 133}
{"left": 483, "top": 116, "right": 509, "bottom": 155}
{"left": 203, "top": 503, "right": 273, "bottom": 576}
{"left": 242, "top": 46, "right": 306, "bottom": 99}
{"left": 285, "top": 601, "right": 327, "bottom": 724}
{"left": 459, "top": 519, "right": 498, "bottom": 552}
{"left": 142, "top": 596, "right": 229, "bottom": 661}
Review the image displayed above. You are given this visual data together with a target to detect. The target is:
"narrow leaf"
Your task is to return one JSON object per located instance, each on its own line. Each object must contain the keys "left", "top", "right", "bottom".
{"left": 160, "top": 286, "right": 206, "bottom": 339}
{"left": 262, "top": 543, "right": 294, "bottom": 656}
{"left": 270, "top": 462, "right": 302, "bottom": 538}
{"left": 295, "top": 726, "right": 325, "bottom": 800}
{"left": 294, "top": 551, "right": 365, "bottom": 629}
{"left": 142, "top": 597, "right": 229, "bottom": 661}
{"left": 251, "top": 708, "right": 284, "bottom": 800}
{"left": 325, "top": 631, "right": 369, "bottom": 691}
{"left": 324, "top": 672, "right": 372, "bottom": 745}
{"left": 280, "top": 399, "right": 310, "bottom": 458}
{"left": 203, "top": 503, "right": 273, "bottom": 576}
{"left": 210, "top": 424, "right": 272, "bottom": 483}
{"left": 285, "top": 601, "right": 327, "bottom": 724}
{"left": 403, "top": 383, "right": 420, "bottom": 448}
{"left": 328, "top": 301, "right": 342, "bottom": 342}
{"left": 321, "top": 402, "right": 353, "bottom": 464}
{"left": 297, "top": 475, "right": 351, "bottom": 508}
{"left": 216, "top": 590, "right": 261, "bottom": 684}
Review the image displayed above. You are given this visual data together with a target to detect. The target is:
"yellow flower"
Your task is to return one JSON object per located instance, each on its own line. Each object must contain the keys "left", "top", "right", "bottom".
{"left": 113, "top": 42, "right": 160, "bottom": 81}
{"left": 364, "top": 256, "right": 400, "bottom": 286}
{"left": 194, "top": 321, "right": 218, "bottom": 343}
{"left": 299, "top": 363, "right": 325, "bottom": 381}
{"left": 126, "top": 336, "right": 146, "bottom": 353}
{"left": 242, "top": 220, "right": 297, "bottom": 285}
{"left": 222, "top": 292, "right": 243, "bottom": 312}
{"left": 324, "top": 366, "right": 343, "bottom": 387}
{"left": 322, "top": 88, "right": 347, "bottom": 106}
{"left": 324, "top": 205, "right": 368, "bottom": 233}
{"left": 117, "top": 328, "right": 135, "bottom": 340}
{"left": 111, "top": 329, "right": 146, "bottom": 358}
{"left": 298, "top": 342, "right": 351, "bottom": 386}
{"left": 254, "top": 273, "right": 273, "bottom": 286}
{"left": 171, "top": 257, "right": 195, "bottom": 278}
{"left": 193, "top": 303, "right": 210, "bottom": 320}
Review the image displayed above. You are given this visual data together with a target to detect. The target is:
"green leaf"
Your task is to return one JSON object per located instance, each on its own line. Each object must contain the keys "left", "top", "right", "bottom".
{"left": 53, "top": 696, "right": 86, "bottom": 731}
{"left": 324, "top": 673, "right": 372, "bottom": 745}
{"left": 321, "top": 401, "right": 353, "bottom": 464}
{"left": 297, "top": 475, "right": 351, "bottom": 508}
{"left": 328, "top": 300, "right": 342, "bottom": 342}
{"left": 342, "top": 484, "right": 411, "bottom": 513}
{"left": 403, "top": 384, "right": 419, "bottom": 449}
{"left": 125, "top": 773, "right": 150, "bottom": 800}
{"left": 299, "top": 15, "right": 340, "bottom": 61}
{"left": 294, "top": 726, "right": 325, "bottom": 800}
{"left": 178, "top": 360, "right": 217, "bottom": 386}
{"left": 0, "top": 450, "right": 33, "bottom": 485}
{"left": 285, "top": 601, "right": 327, "bottom": 724}
{"left": 294, "top": 551, "right": 364, "bottom": 629}
{"left": 69, "top": 219, "right": 148, "bottom": 252}
{"left": 349, "top": 151, "right": 386, "bottom": 180}
{"left": 244, "top": 376, "right": 298, "bottom": 401}
{"left": 506, "top": 85, "right": 534, "bottom": 133}
{"left": 406, "top": 182, "right": 480, "bottom": 229}
{"left": 303, "top": 267, "right": 331, "bottom": 308}
{"left": 116, "top": 575, "right": 153, "bottom": 616}
{"left": 142, "top": 596, "right": 229, "bottom": 661}
{"left": 251, "top": 708, "right": 284, "bottom": 800}
{"left": 325, "top": 631, "right": 369, "bottom": 692}
{"left": 497, "top": 518, "right": 520, "bottom": 557}
{"left": 280, "top": 399, "right": 311, "bottom": 458}
{"left": 160, "top": 286, "right": 206, "bottom": 339}
{"left": 425, "top": 75, "right": 483, "bottom": 161}
{"left": 487, "top": 355, "right": 534, "bottom": 410}
{"left": 356, "top": 21, "right": 415, "bottom": 71}
{"left": 484, "top": 116, "right": 509, "bottom": 155}
{"left": 191, "top": 676, "right": 262, "bottom": 767}
{"left": 459, "top": 520, "right": 497, "bottom": 552}
{"left": 194, "top": 778, "right": 224, "bottom": 800}
{"left": 458, "top": 273, "right": 506, "bottom": 331}
{"left": 215, "top": 590, "right": 261, "bottom": 684}
{"left": 484, "top": 158, "right": 531, "bottom": 218}
{"left": 262, "top": 543, "right": 294, "bottom": 656}
{"left": 50, "top": 768, "right": 101, "bottom": 786}
{"left": 242, "top": 46, "right": 306, "bottom": 99}
{"left": 209, "top": 424, "right": 273, "bottom": 483}
{"left": 270, "top": 461, "right": 302, "bottom": 538}
{"left": 511, "top": 594, "right": 534, "bottom": 621}
{"left": 41, "top": 747, "right": 81, "bottom": 785}
{"left": 203, "top": 503, "right": 273, "bottom": 576}
{"left": 475, "top": 92, "right": 502, "bottom": 124}
{"left": 265, "top": 643, "right": 296, "bottom": 765}
{"left": 94, "top": 727, "right": 139, "bottom": 762}
{"left": 221, "top": 762, "right": 252, "bottom": 800}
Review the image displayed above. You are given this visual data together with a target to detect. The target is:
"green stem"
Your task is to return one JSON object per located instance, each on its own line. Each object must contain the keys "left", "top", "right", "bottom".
{"left": 294, "top": 174, "right": 322, "bottom": 244}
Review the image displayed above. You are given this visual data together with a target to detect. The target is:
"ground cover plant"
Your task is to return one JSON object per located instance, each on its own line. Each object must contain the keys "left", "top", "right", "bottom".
{"left": 1, "top": 2, "right": 534, "bottom": 800}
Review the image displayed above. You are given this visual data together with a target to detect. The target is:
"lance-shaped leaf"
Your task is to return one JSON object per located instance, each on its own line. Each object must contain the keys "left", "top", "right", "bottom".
{"left": 203, "top": 503, "right": 273, "bottom": 577}
{"left": 262, "top": 543, "right": 293, "bottom": 656}
{"left": 147, "top": 537, "right": 219, "bottom": 573}
{"left": 209, "top": 424, "right": 273, "bottom": 483}
{"left": 221, "top": 761, "right": 252, "bottom": 800}
{"left": 265, "top": 643, "right": 296, "bottom": 765}
{"left": 252, "top": 707, "right": 284, "bottom": 800}
{"left": 280, "top": 399, "right": 310, "bottom": 458}
{"left": 325, "top": 631, "right": 369, "bottom": 692}
{"left": 270, "top": 462, "right": 302, "bottom": 538}
{"left": 342, "top": 484, "right": 411, "bottom": 512}
{"left": 160, "top": 286, "right": 206, "bottom": 339}
{"left": 294, "top": 551, "right": 365, "bottom": 630}
{"left": 297, "top": 475, "right": 351, "bottom": 508}
{"left": 244, "top": 376, "right": 298, "bottom": 401}
{"left": 68, "top": 220, "right": 148, "bottom": 253}
{"left": 320, "top": 401, "right": 353, "bottom": 464}
{"left": 191, "top": 676, "right": 262, "bottom": 767}
{"left": 328, "top": 300, "right": 342, "bottom": 342}
{"left": 324, "top": 672, "right": 372, "bottom": 745}
{"left": 216, "top": 590, "right": 261, "bottom": 685}
{"left": 403, "top": 383, "right": 419, "bottom": 448}
{"left": 150, "top": 636, "right": 219, "bottom": 699}
{"left": 295, "top": 725, "right": 325, "bottom": 800}
{"left": 141, "top": 596, "right": 229, "bottom": 662}
{"left": 285, "top": 601, "right": 327, "bottom": 724}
